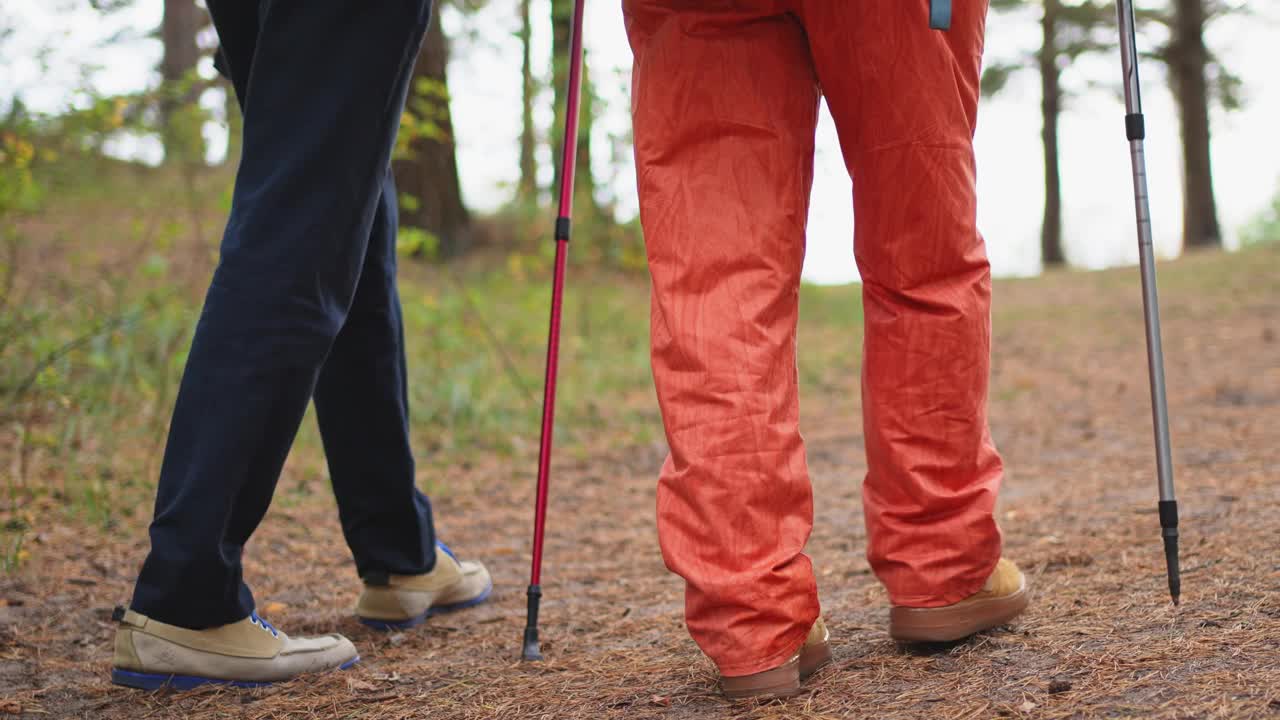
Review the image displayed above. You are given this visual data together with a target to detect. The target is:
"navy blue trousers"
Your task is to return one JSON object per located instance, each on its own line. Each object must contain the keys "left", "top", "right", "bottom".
{"left": 130, "top": 0, "right": 438, "bottom": 630}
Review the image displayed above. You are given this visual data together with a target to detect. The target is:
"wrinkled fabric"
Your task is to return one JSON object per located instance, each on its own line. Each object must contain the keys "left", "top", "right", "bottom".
{"left": 625, "top": 0, "right": 1003, "bottom": 676}
{"left": 130, "top": 0, "right": 438, "bottom": 630}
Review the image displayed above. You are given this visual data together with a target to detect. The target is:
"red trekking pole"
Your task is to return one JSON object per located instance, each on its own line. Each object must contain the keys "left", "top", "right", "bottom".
{"left": 522, "top": 0, "right": 586, "bottom": 662}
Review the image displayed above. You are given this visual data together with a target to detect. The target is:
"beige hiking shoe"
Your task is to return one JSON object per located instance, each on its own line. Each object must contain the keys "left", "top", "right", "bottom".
{"left": 111, "top": 608, "right": 358, "bottom": 690}
{"left": 889, "top": 558, "right": 1030, "bottom": 643}
{"left": 721, "top": 618, "right": 833, "bottom": 700}
{"left": 355, "top": 542, "right": 492, "bottom": 630}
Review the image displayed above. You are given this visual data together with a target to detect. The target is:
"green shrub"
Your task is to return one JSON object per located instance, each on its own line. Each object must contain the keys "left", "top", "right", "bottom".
{"left": 1241, "top": 180, "right": 1280, "bottom": 247}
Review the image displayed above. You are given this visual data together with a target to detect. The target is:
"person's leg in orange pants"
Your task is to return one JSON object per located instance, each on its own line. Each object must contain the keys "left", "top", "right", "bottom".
{"left": 625, "top": 0, "right": 1013, "bottom": 681}
{"left": 625, "top": 2, "right": 822, "bottom": 679}
{"left": 797, "top": 0, "right": 1005, "bottom": 609}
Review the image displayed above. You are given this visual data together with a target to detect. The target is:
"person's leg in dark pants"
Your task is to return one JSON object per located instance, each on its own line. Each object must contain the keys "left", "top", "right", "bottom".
{"left": 117, "top": 0, "right": 491, "bottom": 691}
{"left": 130, "top": 0, "right": 434, "bottom": 630}
{"left": 321, "top": 170, "right": 492, "bottom": 633}
{"left": 314, "top": 169, "right": 436, "bottom": 580}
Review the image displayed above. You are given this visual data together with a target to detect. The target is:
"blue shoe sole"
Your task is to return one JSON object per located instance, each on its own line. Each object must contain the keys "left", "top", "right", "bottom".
{"left": 358, "top": 580, "right": 493, "bottom": 631}
{"left": 111, "top": 656, "right": 360, "bottom": 691}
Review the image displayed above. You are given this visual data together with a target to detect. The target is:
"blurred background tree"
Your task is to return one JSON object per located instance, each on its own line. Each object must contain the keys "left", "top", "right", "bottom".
{"left": 395, "top": 9, "right": 472, "bottom": 260}
{"left": 0, "top": 0, "right": 1264, "bottom": 268}
{"left": 517, "top": 0, "right": 537, "bottom": 206}
{"left": 157, "top": 0, "right": 209, "bottom": 164}
{"left": 984, "top": 0, "right": 1115, "bottom": 268}
{"left": 1144, "top": 0, "right": 1246, "bottom": 250}
{"left": 984, "top": 0, "right": 1247, "bottom": 261}
{"left": 550, "top": 0, "right": 602, "bottom": 225}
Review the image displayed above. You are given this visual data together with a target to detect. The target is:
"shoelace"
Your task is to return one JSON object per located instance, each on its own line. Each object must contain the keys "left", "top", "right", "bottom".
{"left": 437, "top": 541, "right": 458, "bottom": 562}
{"left": 249, "top": 612, "right": 280, "bottom": 638}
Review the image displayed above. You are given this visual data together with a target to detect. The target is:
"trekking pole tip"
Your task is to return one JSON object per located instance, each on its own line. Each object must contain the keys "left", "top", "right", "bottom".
{"left": 1163, "top": 530, "right": 1180, "bottom": 606}
{"left": 1160, "top": 501, "right": 1180, "bottom": 606}
{"left": 521, "top": 626, "right": 544, "bottom": 661}
{"left": 521, "top": 584, "right": 544, "bottom": 661}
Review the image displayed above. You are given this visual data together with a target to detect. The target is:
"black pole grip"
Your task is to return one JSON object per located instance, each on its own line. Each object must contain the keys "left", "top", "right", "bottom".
{"left": 1126, "top": 113, "right": 1145, "bottom": 141}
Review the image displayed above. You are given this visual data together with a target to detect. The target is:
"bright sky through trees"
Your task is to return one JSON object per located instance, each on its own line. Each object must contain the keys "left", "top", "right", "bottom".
{"left": 3, "top": 0, "right": 1275, "bottom": 282}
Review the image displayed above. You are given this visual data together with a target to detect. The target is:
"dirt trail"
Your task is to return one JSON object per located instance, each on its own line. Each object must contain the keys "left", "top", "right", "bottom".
{"left": 3, "top": 245, "right": 1278, "bottom": 719}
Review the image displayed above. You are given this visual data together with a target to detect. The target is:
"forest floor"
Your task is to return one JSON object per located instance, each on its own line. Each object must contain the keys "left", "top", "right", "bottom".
{"left": 1, "top": 230, "right": 1277, "bottom": 719}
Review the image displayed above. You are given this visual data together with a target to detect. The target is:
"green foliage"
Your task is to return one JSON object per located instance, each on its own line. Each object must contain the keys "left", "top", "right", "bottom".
{"left": 160, "top": 95, "right": 212, "bottom": 165}
{"left": 399, "top": 192, "right": 422, "bottom": 213}
{"left": 982, "top": 0, "right": 1115, "bottom": 100}
{"left": 1207, "top": 60, "right": 1245, "bottom": 112}
{"left": 1055, "top": 0, "right": 1116, "bottom": 51}
{"left": 0, "top": 89, "right": 155, "bottom": 207}
{"left": 1139, "top": 0, "right": 1248, "bottom": 114}
{"left": 485, "top": 197, "right": 646, "bottom": 272}
{"left": 0, "top": 107, "right": 45, "bottom": 217}
{"left": 0, "top": 86, "right": 211, "bottom": 564}
{"left": 980, "top": 62, "right": 1020, "bottom": 97}
{"left": 395, "top": 77, "right": 453, "bottom": 163}
{"left": 1240, "top": 180, "right": 1280, "bottom": 247}
{"left": 397, "top": 225, "right": 441, "bottom": 259}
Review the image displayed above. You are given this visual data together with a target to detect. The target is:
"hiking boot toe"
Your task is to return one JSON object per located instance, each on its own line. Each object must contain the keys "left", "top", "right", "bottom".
{"left": 111, "top": 609, "right": 358, "bottom": 690}
{"left": 356, "top": 542, "right": 492, "bottom": 630}
{"left": 721, "top": 618, "right": 832, "bottom": 700}
{"left": 889, "top": 558, "right": 1029, "bottom": 643}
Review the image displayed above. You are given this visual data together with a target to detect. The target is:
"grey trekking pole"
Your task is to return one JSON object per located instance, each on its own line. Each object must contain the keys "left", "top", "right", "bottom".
{"left": 1116, "top": 0, "right": 1180, "bottom": 604}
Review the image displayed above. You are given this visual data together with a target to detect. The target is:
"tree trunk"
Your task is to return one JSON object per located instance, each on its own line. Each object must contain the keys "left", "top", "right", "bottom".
{"left": 394, "top": 12, "right": 471, "bottom": 259}
{"left": 160, "top": 0, "right": 200, "bottom": 89}
{"left": 222, "top": 79, "right": 242, "bottom": 167}
{"left": 159, "top": 0, "right": 204, "bottom": 163}
{"left": 517, "top": 0, "right": 537, "bottom": 203}
{"left": 550, "top": 0, "right": 597, "bottom": 218}
{"left": 1039, "top": 0, "right": 1065, "bottom": 267}
{"left": 1168, "top": 0, "right": 1221, "bottom": 249}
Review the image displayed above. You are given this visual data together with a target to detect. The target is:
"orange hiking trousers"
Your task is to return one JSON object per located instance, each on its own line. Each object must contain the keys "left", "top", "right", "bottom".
{"left": 624, "top": 0, "right": 1004, "bottom": 675}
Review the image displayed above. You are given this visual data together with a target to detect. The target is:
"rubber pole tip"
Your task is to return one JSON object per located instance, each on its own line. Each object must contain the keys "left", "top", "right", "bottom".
{"left": 1163, "top": 533, "right": 1180, "bottom": 607}
{"left": 521, "top": 627, "right": 543, "bottom": 661}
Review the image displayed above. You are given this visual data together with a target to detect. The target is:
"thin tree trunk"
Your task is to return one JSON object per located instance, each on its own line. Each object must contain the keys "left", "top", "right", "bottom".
{"left": 517, "top": 0, "right": 537, "bottom": 203}
{"left": 160, "top": 0, "right": 200, "bottom": 90}
{"left": 1169, "top": 0, "right": 1221, "bottom": 249}
{"left": 160, "top": 0, "right": 204, "bottom": 163}
{"left": 395, "top": 12, "right": 471, "bottom": 259}
{"left": 1039, "top": 0, "right": 1065, "bottom": 267}
{"left": 222, "top": 79, "right": 242, "bottom": 167}
{"left": 551, "top": 0, "right": 597, "bottom": 218}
